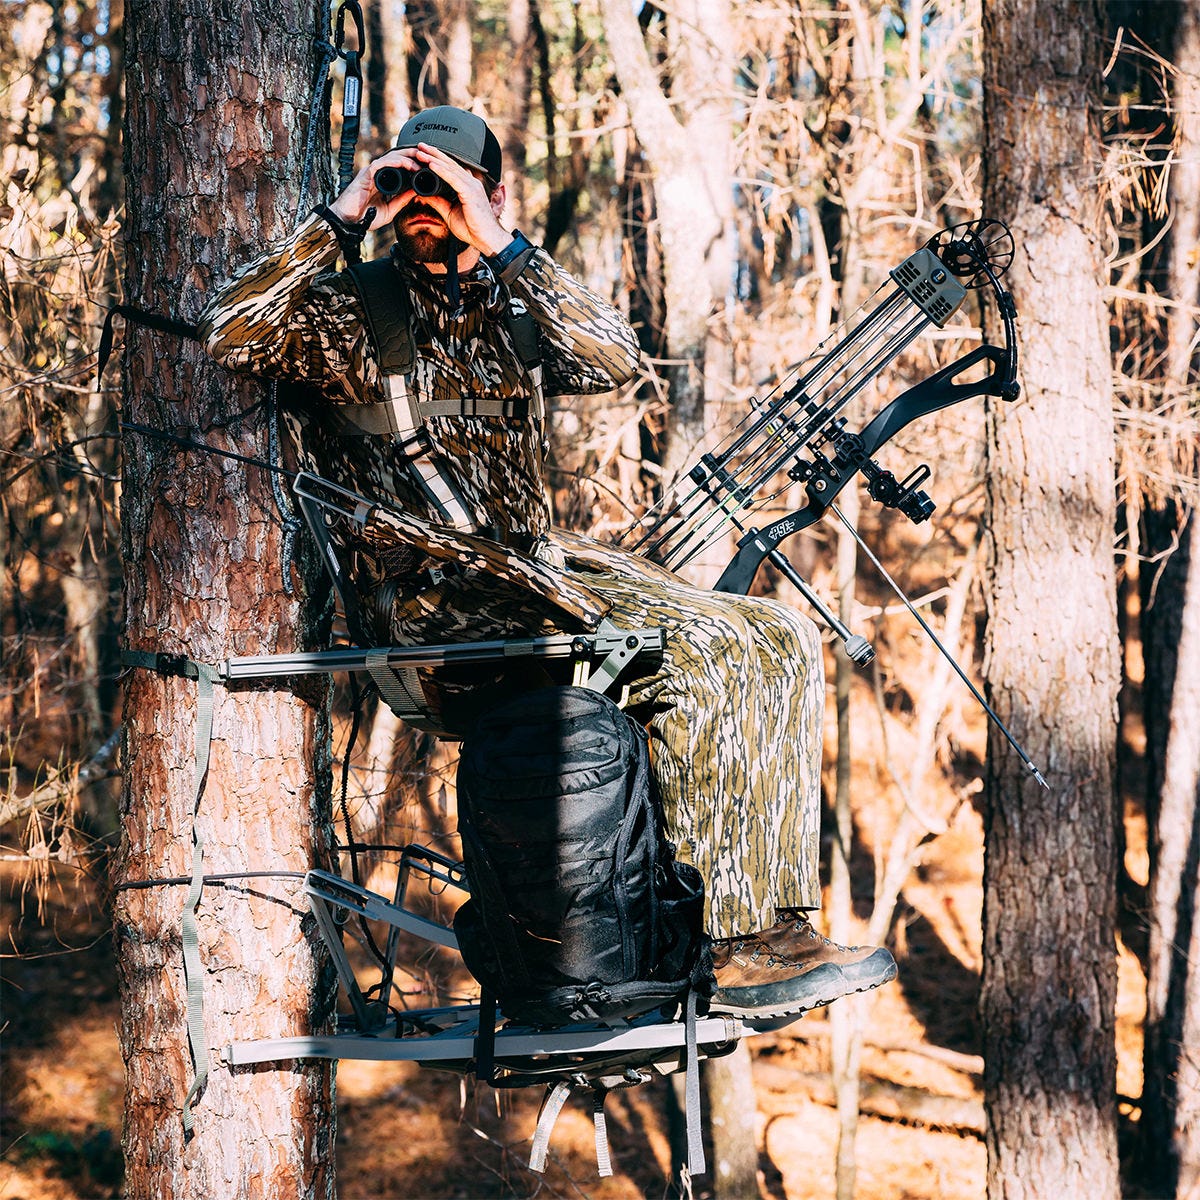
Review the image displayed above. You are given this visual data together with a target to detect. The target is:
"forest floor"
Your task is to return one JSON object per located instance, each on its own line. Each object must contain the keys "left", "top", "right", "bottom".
{"left": 0, "top": 790, "right": 1153, "bottom": 1200}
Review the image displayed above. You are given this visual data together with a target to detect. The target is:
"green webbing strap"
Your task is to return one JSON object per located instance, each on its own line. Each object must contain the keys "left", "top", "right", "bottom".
{"left": 364, "top": 648, "right": 428, "bottom": 723}
{"left": 683, "top": 986, "right": 705, "bottom": 1176}
{"left": 121, "top": 649, "right": 221, "bottom": 1137}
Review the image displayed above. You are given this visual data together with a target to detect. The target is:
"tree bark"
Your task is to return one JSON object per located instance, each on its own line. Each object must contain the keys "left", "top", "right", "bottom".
{"left": 1138, "top": 3, "right": 1200, "bottom": 1192}
{"left": 979, "top": 2, "right": 1121, "bottom": 1198}
{"left": 115, "top": 3, "right": 335, "bottom": 1197}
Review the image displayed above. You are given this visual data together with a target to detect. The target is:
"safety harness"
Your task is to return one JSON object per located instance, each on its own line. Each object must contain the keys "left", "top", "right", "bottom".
{"left": 322, "top": 251, "right": 546, "bottom": 532}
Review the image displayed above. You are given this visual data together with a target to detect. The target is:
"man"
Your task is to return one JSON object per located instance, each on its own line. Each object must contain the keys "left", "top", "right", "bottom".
{"left": 198, "top": 105, "right": 896, "bottom": 1017}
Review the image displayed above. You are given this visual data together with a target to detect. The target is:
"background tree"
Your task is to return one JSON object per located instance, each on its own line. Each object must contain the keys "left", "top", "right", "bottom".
{"left": 979, "top": 0, "right": 1121, "bottom": 1196}
{"left": 599, "top": 0, "right": 735, "bottom": 489}
{"left": 1128, "top": 2, "right": 1200, "bottom": 1193}
{"left": 114, "top": 1, "right": 336, "bottom": 1195}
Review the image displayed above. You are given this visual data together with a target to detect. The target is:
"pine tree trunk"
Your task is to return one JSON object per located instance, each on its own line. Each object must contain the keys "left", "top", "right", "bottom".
{"left": 114, "top": 3, "right": 336, "bottom": 1196}
{"left": 979, "top": 2, "right": 1120, "bottom": 1197}
{"left": 1139, "top": 3, "right": 1200, "bottom": 1191}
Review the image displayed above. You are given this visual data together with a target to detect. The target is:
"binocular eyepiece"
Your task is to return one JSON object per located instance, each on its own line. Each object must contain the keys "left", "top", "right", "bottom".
{"left": 374, "top": 165, "right": 456, "bottom": 201}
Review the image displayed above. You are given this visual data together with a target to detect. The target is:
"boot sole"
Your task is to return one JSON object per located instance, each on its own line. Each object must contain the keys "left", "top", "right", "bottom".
{"left": 709, "top": 956, "right": 898, "bottom": 1020}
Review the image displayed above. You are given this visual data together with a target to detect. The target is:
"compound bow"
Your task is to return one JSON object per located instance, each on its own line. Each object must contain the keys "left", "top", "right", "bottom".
{"left": 622, "top": 219, "right": 1045, "bottom": 785}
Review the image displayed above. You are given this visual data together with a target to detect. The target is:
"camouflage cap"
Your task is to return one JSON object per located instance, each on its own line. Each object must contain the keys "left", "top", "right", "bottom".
{"left": 395, "top": 107, "right": 503, "bottom": 182}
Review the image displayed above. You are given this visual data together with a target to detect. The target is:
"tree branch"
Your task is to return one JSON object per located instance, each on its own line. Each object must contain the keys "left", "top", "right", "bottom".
{"left": 0, "top": 731, "right": 119, "bottom": 828}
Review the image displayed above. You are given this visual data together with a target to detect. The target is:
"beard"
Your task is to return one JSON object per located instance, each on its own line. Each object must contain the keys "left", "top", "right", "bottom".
{"left": 394, "top": 204, "right": 454, "bottom": 264}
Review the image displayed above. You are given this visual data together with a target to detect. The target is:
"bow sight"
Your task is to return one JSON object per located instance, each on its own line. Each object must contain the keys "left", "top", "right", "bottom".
{"left": 624, "top": 218, "right": 1045, "bottom": 786}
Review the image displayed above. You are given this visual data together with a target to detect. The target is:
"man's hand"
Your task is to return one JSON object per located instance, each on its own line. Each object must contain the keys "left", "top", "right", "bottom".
{"left": 328, "top": 149, "right": 420, "bottom": 230}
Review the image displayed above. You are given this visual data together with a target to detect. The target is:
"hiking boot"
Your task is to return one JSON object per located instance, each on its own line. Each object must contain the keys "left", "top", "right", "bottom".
{"left": 709, "top": 914, "right": 896, "bottom": 1019}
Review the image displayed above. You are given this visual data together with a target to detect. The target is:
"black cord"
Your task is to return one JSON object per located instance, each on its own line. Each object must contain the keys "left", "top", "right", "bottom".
{"left": 115, "top": 870, "right": 307, "bottom": 891}
{"left": 120, "top": 420, "right": 295, "bottom": 477}
{"left": 338, "top": 676, "right": 393, "bottom": 974}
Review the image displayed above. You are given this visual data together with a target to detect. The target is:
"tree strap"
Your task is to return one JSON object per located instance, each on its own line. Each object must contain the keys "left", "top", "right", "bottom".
{"left": 96, "top": 305, "right": 200, "bottom": 390}
{"left": 121, "top": 649, "right": 221, "bottom": 1138}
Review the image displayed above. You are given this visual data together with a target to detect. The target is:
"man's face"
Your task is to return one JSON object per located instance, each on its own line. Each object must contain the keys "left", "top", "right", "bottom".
{"left": 395, "top": 198, "right": 454, "bottom": 262}
{"left": 392, "top": 159, "right": 494, "bottom": 263}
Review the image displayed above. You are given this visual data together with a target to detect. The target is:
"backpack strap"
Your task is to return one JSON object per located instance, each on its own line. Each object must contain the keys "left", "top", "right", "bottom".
{"left": 344, "top": 257, "right": 417, "bottom": 374}
{"left": 501, "top": 294, "right": 544, "bottom": 422}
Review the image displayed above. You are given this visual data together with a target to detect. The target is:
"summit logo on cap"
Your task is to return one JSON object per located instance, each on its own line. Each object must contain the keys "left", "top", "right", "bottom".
{"left": 395, "top": 106, "right": 503, "bottom": 181}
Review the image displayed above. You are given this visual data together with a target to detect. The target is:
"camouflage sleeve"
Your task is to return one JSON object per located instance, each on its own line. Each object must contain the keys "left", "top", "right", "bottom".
{"left": 196, "top": 211, "right": 366, "bottom": 388}
{"left": 505, "top": 248, "right": 641, "bottom": 397}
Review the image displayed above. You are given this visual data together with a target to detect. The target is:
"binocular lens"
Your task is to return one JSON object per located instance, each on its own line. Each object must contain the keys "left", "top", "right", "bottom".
{"left": 373, "top": 166, "right": 454, "bottom": 201}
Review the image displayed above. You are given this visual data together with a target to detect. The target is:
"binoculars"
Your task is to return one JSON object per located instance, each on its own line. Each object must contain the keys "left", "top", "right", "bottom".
{"left": 374, "top": 165, "right": 456, "bottom": 202}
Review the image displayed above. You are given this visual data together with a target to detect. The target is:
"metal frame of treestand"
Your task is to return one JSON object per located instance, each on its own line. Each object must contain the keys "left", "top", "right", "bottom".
{"left": 211, "top": 624, "right": 805, "bottom": 1177}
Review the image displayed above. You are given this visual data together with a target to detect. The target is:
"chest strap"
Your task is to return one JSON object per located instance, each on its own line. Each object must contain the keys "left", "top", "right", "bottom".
{"left": 327, "top": 393, "right": 530, "bottom": 436}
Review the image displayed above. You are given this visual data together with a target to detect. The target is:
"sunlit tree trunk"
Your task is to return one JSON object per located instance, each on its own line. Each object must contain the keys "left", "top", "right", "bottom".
{"left": 600, "top": 0, "right": 734, "bottom": 492}
{"left": 979, "top": 2, "right": 1120, "bottom": 1197}
{"left": 366, "top": 0, "right": 412, "bottom": 146}
{"left": 502, "top": 0, "right": 534, "bottom": 223}
{"left": 115, "top": 2, "right": 336, "bottom": 1196}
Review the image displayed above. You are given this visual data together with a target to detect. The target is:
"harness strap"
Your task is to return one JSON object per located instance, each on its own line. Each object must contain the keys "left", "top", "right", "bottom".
{"left": 393, "top": 395, "right": 481, "bottom": 529}
{"left": 593, "top": 1088, "right": 614, "bottom": 1177}
{"left": 326, "top": 394, "right": 529, "bottom": 435}
{"left": 121, "top": 649, "right": 221, "bottom": 1138}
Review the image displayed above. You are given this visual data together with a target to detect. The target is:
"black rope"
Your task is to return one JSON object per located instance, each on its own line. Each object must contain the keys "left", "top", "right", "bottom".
{"left": 266, "top": 383, "right": 304, "bottom": 594}
{"left": 115, "top": 871, "right": 307, "bottom": 891}
{"left": 119, "top": 420, "right": 294, "bottom": 478}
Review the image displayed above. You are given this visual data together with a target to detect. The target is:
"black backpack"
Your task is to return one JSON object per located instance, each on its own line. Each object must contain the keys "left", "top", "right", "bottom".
{"left": 453, "top": 685, "right": 713, "bottom": 1029}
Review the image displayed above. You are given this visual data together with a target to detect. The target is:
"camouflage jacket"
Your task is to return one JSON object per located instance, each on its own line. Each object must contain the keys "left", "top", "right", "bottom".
{"left": 197, "top": 211, "right": 641, "bottom": 628}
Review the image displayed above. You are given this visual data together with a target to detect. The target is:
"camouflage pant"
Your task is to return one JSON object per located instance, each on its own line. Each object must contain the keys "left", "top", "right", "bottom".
{"left": 377, "top": 545, "right": 824, "bottom": 940}
{"left": 584, "top": 568, "right": 823, "bottom": 938}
